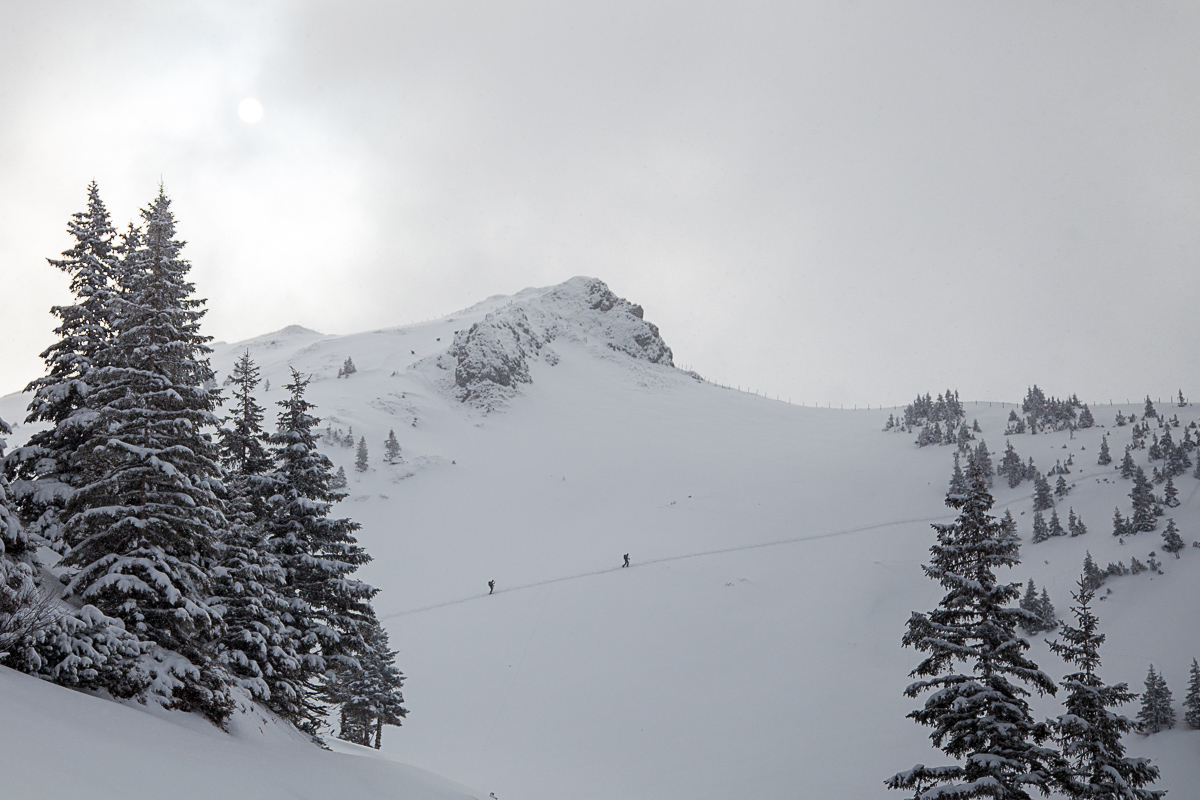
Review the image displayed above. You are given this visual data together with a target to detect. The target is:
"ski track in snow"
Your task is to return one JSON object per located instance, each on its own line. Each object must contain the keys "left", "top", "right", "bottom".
{"left": 381, "top": 463, "right": 1135, "bottom": 620}
{"left": 381, "top": 513, "right": 957, "bottom": 618}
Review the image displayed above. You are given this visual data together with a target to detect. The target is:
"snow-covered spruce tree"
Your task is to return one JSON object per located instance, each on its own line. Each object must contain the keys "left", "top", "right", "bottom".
{"left": 6, "top": 182, "right": 118, "bottom": 549}
{"left": 338, "top": 356, "right": 357, "bottom": 378}
{"left": 210, "top": 351, "right": 306, "bottom": 715}
{"left": 1033, "top": 471, "right": 1054, "bottom": 512}
{"left": 1120, "top": 449, "right": 1137, "bottom": 480}
{"left": 1097, "top": 436, "right": 1112, "bottom": 467}
{"left": 218, "top": 351, "right": 273, "bottom": 478}
{"left": 59, "top": 187, "right": 231, "bottom": 722}
{"left": 0, "top": 414, "right": 56, "bottom": 671}
{"left": 949, "top": 453, "right": 967, "bottom": 496}
{"left": 1082, "top": 552, "right": 1105, "bottom": 592}
{"left": 1129, "top": 468, "right": 1156, "bottom": 533}
{"left": 1077, "top": 405, "right": 1095, "bottom": 429}
{"left": 330, "top": 614, "right": 407, "bottom": 749}
{"left": 1032, "top": 511, "right": 1050, "bottom": 544}
{"left": 1143, "top": 397, "right": 1157, "bottom": 420}
{"left": 999, "top": 440, "right": 1024, "bottom": 488}
{"left": 331, "top": 466, "right": 348, "bottom": 490}
{"left": 1160, "top": 520, "right": 1184, "bottom": 558}
{"left": 267, "top": 369, "right": 377, "bottom": 735}
{"left": 355, "top": 436, "right": 369, "bottom": 472}
{"left": 1161, "top": 477, "right": 1178, "bottom": 508}
{"left": 1055, "top": 475, "right": 1070, "bottom": 498}
{"left": 384, "top": 429, "right": 401, "bottom": 465}
{"left": 970, "top": 440, "right": 993, "bottom": 489}
{"left": 1184, "top": 659, "right": 1200, "bottom": 729}
{"left": 1112, "top": 508, "right": 1129, "bottom": 538}
{"left": 1037, "top": 588, "right": 1056, "bottom": 632}
{"left": 1000, "top": 510, "right": 1017, "bottom": 540}
{"left": 1047, "top": 578, "right": 1163, "bottom": 800}
{"left": 1136, "top": 666, "right": 1174, "bottom": 734}
{"left": 887, "top": 461, "right": 1059, "bottom": 799}
{"left": 1049, "top": 509, "right": 1066, "bottom": 538}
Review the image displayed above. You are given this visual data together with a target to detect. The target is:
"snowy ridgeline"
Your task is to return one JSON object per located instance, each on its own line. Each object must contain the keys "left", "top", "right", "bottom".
{"left": 2, "top": 223, "right": 1199, "bottom": 799}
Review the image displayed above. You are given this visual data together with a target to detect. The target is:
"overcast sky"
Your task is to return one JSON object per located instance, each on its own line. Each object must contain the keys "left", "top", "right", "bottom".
{"left": 1, "top": 1, "right": 1198, "bottom": 407}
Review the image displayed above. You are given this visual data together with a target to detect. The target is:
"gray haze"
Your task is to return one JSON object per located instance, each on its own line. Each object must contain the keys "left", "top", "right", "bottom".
{"left": 1, "top": 1, "right": 1198, "bottom": 407}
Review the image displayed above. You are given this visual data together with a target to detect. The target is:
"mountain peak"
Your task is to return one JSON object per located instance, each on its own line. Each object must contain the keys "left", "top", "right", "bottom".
{"left": 434, "top": 277, "right": 674, "bottom": 410}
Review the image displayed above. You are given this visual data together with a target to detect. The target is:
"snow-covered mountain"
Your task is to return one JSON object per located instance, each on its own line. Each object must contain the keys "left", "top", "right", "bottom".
{"left": 1, "top": 276, "right": 1196, "bottom": 799}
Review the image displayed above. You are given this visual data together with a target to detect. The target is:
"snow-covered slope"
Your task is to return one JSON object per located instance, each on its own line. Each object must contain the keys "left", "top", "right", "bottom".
{"left": 0, "top": 664, "right": 482, "bottom": 800}
{"left": 0, "top": 276, "right": 1196, "bottom": 799}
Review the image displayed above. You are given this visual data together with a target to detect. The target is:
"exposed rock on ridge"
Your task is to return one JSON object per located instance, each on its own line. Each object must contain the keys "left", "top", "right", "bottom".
{"left": 442, "top": 277, "right": 674, "bottom": 409}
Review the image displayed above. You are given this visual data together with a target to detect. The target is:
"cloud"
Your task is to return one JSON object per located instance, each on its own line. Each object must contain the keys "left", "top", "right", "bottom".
{"left": 1, "top": 1, "right": 1198, "bottom": 404}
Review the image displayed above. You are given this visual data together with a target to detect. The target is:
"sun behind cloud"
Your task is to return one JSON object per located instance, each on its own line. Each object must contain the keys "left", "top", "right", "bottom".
{"left": 238, "top": 97, "right": 264, "bottom": 124}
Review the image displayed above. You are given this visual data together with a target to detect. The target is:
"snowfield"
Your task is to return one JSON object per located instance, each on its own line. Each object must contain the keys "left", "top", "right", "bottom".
{"left": 1, "top": 277, "right": 1196, "bottom": 799}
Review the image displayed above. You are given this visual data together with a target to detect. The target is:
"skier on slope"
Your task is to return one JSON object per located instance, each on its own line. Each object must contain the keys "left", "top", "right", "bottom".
{"left": 488, "top": 580, "right": 495, "bottom": 595}
{"left": 622, "top": 553, "right": 630, "bottom": 568}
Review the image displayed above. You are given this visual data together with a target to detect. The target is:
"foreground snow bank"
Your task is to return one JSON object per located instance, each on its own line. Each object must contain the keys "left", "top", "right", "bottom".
{"left": 0, "top": 666, "right": 482, "bottom": 800}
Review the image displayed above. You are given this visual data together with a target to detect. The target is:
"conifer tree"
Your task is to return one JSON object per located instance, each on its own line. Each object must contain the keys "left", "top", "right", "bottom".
{"left": 1184, "top": 659, "right": 1200, "bottom": 730}
{"left": 331, "top": 466, "right": 348, "bottom": 490}
{"left": 1020, "top": 579, "right": 1041, "bottom": 632}
{"left": 1033, "top": 471, "right": 1054, "bottom": 512}
{"left": 1097, "top": 435, "right": 1112, "bottom": 466}
{"left": 1049, "top": 509, "right": 1066, "bottom": 538}
{"left": 1129, "top": 468, "right": 1156, "bottom": 533}
{"left": 383, "top": 430, "right": 401, "bottom": 465}
{"left": 1000, "top": 509, "right": 1017, "bottom": 539}
{"left": 59, "top": 187, "right": 231, "bottom": 722}
{"left": 999, "top": 440, "right": 1024, "bottom": 488}
{"left": 1137, "top": 666, "right": 1174, "bottom": 734}
{"left": 211, "top": 351, "right": 304, "bottom": 715}
{"left": 1077, "top": 405, "right": 1095, "bottom": 429}
{"left": 1162, "top": 477, "right": 1178, "bottom": 507}
{"left": 266, "top": 369, "right": 377, "bottom": 734}
{"left": 1160, "top": 519, "right": 1184, "bottom": 558}
{"left": 330, "top": 615, "right": 407, "bottom": 749}
{"left": 6, "top": 182, "right": 118, "bottom": 547}
{"left": 971, "top": 440, "right": 993, "bottom": 489}
{"left": 1038, "top": 587, "right": 1056, "bottom": 632}
{"left": 887, "top": 461, "right": 1058, "bottom": 799}
{"left": 1055, "top": 475, "right": 1070, "bottom": 498}
{"left": 949, "top": 453, "right": 966, "bottom": 496}
{"left": 1047, "top": 579, "right": 1163, "bottom": 800}
{"left": 1143, "top": 397, "right": 1157, "bottom": 419}
{"left": 355, "top": 436, "right": 369, "bottom": 472}
{"left": 1082, "top": 552, "right": 1105, "bottom": 592}
{"left": 0, "top": 416, "right": 52, "bottom": 670}
{"left": 1120, "top": 449, "right": 1137, "bottom": 480}
{"left": 1112, "top": 508, "right": 1129, "bottom": 538}
{"left": 1032, "top": 511, "right": 1050, "bottom": 543}
{"left": 218, "top": 351, "right": 272, "bottom": 477}
{"left": 338, "top": 357, "right": 357, "bottom": 378}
